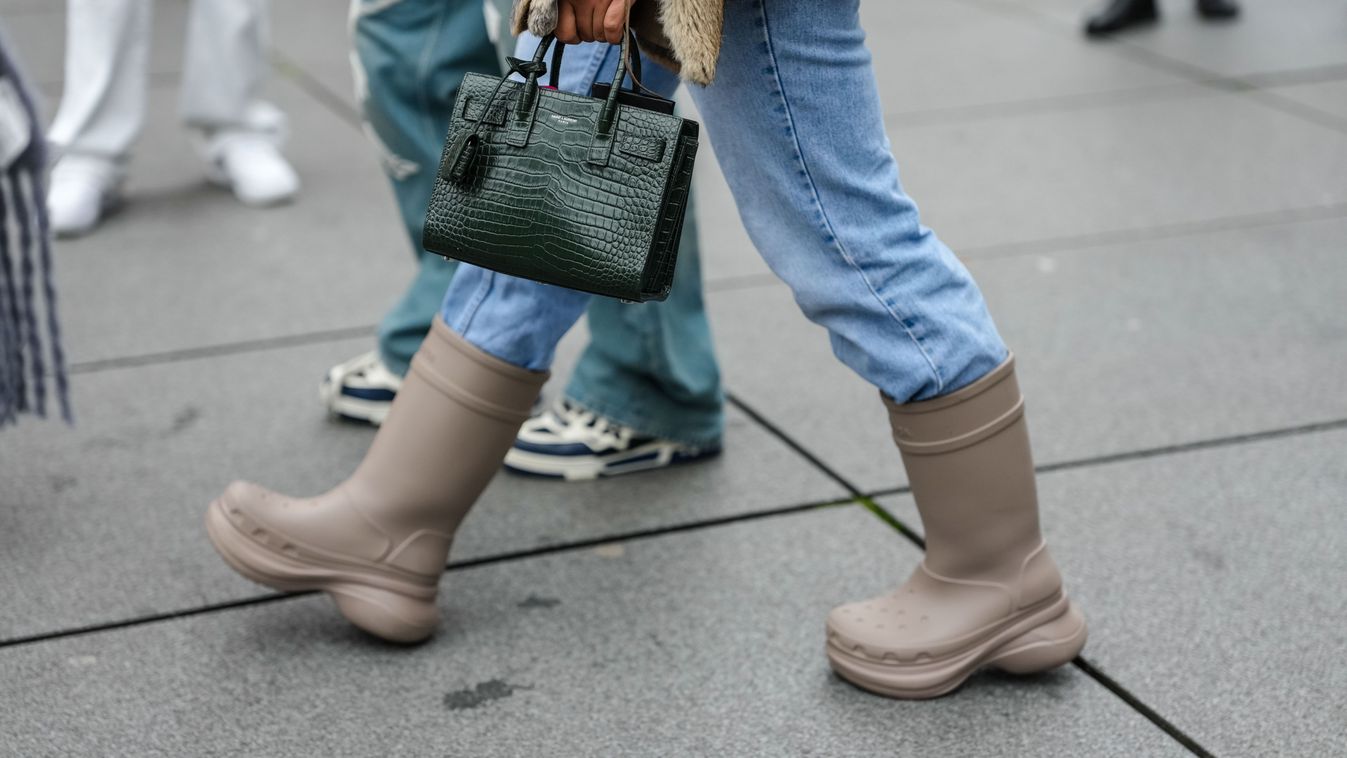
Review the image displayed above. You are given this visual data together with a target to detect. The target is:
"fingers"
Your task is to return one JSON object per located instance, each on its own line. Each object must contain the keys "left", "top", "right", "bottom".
{"left": 574, "top": 1, "right": 594, "bottom": 41}
{"left": 603, "top": 0, "right": 626, "bottom": 44}
{"left": 557, "top": 2, "right": 578, "bottom": 43}
{"left": 592, "top": 5, "right": 607, "bottom": 44}
{"left": 557, "top": 0, "right": 623, "bottom": 44}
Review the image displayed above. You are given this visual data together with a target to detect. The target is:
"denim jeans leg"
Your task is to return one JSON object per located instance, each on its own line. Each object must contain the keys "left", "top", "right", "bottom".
{"left": 353, "top": 0, "right": 499, "bottom": 376}
{"left": 440, "top": 266, "right": 592, "bottom": 372}
{"left": 513, "top": 34, "right": 726, "bottom": 446}
{"left": 687, "top": 0, "right": 1007, "bottom": 403}
{"left": 567, "top": 202, "right": 724, "bottom": 447}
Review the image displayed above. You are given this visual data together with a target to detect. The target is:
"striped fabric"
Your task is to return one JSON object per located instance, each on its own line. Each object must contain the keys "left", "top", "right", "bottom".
{"left": 0, "top": 35, "right": 71, "bottom": 427}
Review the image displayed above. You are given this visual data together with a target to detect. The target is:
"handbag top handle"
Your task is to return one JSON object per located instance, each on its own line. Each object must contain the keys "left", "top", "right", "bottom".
{"left": 546, "top": 29, "right": 651, "bottom": 96}
{"left": 524, "top": 29, "right": 632, "bottom": 138}
{"left": 500, "top": 28, "right": 638, "bottom": 132}
{"left": 446, "top": 26, "right": 640, "bottom": 183}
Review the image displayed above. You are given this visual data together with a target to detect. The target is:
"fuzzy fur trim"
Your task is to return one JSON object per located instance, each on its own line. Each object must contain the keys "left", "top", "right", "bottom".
{"left": 512, "top": 0, "right": 559, "bottom": 37}
{"left": 650, "top": 0, "right": 721, "bottom": 85}
{"left": 511, "top": 0, "right": 723, "bottom": 85}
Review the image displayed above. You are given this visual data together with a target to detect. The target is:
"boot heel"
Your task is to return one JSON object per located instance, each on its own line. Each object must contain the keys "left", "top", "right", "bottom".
{"left": 989, "top": 601, "right": 1088, "bottom": 674}
{"left": 329, "top": 583, "right": 440, "bottom": 644}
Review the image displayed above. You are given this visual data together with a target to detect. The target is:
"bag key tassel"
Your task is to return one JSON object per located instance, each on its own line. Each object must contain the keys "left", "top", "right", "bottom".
{"left": 444, "top": 56, "right": 548, "bottom": 186}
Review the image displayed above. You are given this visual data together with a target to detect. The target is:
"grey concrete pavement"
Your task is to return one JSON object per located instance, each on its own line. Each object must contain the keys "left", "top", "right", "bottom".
{"left": 3, "top": 0, "right": 1345, "bottom": 755}
{"left": 879, "top": 428, "right": 1347, "bottom": 756}
{"left": 0, "top": 508, "right": 1187, "bottom": 758}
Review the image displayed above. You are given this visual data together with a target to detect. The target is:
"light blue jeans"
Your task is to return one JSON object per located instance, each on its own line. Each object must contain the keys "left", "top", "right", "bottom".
{"left": 444, "top": 0, "right": 1008, "bottom": 404}
{"left": 352, "top": 0, "right": 723, "bottom": 446}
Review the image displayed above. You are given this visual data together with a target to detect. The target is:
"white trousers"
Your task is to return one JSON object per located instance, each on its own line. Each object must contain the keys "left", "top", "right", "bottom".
{"left": 47, "top": 0, "right": 282, "bottom": 162}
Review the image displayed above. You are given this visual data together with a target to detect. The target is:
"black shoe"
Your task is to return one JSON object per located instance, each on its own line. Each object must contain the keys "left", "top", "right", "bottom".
{"left": 1196, "top": 0, "right": 1239, "bottom": 19}
{"left": 1085, "top": 0, "right": 1159, "bottom": 36}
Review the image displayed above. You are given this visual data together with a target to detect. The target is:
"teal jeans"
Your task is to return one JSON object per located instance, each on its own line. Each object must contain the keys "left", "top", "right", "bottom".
{"left": 350, "top": 0, "right": 724, "bottom": 447}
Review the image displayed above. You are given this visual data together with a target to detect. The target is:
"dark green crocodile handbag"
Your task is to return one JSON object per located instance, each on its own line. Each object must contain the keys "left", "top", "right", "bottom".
{"left": 421, "top": 31, "right": 699, "bottom": 302}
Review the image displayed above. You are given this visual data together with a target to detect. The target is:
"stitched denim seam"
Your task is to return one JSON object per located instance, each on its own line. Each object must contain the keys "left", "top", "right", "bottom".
{"left": 753, "top": 0, "right": 945, "bottom": 395}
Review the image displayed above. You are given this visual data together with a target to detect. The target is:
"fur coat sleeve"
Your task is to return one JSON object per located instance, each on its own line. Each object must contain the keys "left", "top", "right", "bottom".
{"left": 511, "top": 0, "right": 724, "bottom": 85}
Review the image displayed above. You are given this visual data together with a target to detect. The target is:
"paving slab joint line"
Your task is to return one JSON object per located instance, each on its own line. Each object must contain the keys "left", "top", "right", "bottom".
{"left": 0, "top": 488, "right": 1214, "bottom": 758}
{"left": 726, "top": 391, "right": 865, "bottom": 497}
{"left": 861, "top": 416, "right": 1347, "bottom": 502}
{"left": 860, "top": 489, "right": 1218, "bottom": 757}
{"left": 1073, "top": 656, "right": 1218, "bottom": 757}
{"left": 272, "top": 10, "right": 1347, "bottom": 142}
{"left": 1241, "top": 62, "right": 1347, "bottom": 89}
{"left": 885, "top": 81, "right": 1220, "bottom": 129}
{"left": 730, "top": 387, "right": 1251, "bottom": 757}
{"left": 847, "top": 416, "right": 1347, "bottom": 756}
{"left": 269, "top": 48, "right": 363, "bottom": 128}
{"left": 1236, "top": 87, "right": 1347, "bottom": 135}
{"left": 853, "top": 494, "right": 924, "bottom": 549}
{"left": 949, "top": 0, "right": 1347, "bottom": 137}
{"left": 58, "top": 197, "right": 1347, "bottom": 378}
{"left": 0, "top": 495, "right": 857, "bottom": 650}
{"left": 958, "top": 201, "right": 1347, "bottom": 263}
{"left": 862, "top": 487, "right": 1223, "bottom": 758}
{"left": 66, "top": 325, "right": 378, "bottom": 375}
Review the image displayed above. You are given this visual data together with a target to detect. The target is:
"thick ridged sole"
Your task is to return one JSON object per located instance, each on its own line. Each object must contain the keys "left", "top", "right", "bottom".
{"left": 826, "top": 597, "right": 1088, "bottom": 699}
{"left": 205, "top": 500, "right": 438, "bottom": 643}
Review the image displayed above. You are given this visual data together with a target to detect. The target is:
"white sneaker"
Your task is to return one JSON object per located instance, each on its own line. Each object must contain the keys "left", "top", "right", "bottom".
{"left": 504, "top": 399, "right": 723, "bottom": 481}
{"left": 319, "top": 351, "right": 402, "bottom": 426}
{"left": 47, "top": 155, "right": 121, "bottom": 237}
{"left": 206, "top": 133, "right": 299, "bottom": 207}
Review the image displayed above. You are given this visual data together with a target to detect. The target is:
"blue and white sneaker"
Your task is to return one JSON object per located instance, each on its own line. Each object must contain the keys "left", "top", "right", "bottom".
{"left": 319, "top": 351, "right": 403, "bottom": 426}
{"left": 504, "top": 400, "right": 722, "bottom": 480}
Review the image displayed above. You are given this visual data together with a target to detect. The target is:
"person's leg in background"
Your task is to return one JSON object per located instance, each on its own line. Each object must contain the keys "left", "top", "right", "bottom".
{"left": 685, "top": 0, "right": 1086, "bottom": 699}
{"left": 503, "top": 34, "right": 725, "bottom": 480}
{"left": 45, "top": 0, "right": 150, "bottom": 236}
{"left": 1084, "top": 0, "right": 1239, "bottom": 37}
{"left": 326, "top": 18, "right": 725, "bottom": 480}
{"left": 320, "top": 0, "right": 500, "bottom": 424}
{"left": 179, "top": 0, "right": 299, "bottom": 207}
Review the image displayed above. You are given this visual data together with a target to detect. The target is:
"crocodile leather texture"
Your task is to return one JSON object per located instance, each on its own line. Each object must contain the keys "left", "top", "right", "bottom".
{"left": 422, "top": 44, "right": 699, "bottom": 303}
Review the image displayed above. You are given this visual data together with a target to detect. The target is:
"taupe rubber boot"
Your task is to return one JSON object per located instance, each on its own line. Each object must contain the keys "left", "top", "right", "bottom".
{"left": 826, "top": 355, "right": 1087, "bottom": 698}
{"left": 206, "top": 318, "right": 546, "bottom": 643}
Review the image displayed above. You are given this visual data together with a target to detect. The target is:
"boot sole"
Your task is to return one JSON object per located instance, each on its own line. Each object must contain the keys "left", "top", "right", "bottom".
{"left": 826, "top": 595, "right": 1087, "bottom": 699}
{"left": 205, "top": 500, "right": 439, "bottom": 644}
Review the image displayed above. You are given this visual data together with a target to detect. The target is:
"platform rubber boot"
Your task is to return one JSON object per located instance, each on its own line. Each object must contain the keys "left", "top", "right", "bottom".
{"left": 1085, "top": 0, "right": 1159, "bottom": 35}
{"left": 826, "top": 355, "right": 1087, "bottom": 699}
{"left": 206, "top": 318, "right": 546, "bottom": 643}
